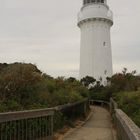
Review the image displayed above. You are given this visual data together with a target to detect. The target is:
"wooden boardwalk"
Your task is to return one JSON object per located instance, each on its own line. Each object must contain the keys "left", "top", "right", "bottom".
{"left": 63, "top": 106, "right": 117, "bottom": 140}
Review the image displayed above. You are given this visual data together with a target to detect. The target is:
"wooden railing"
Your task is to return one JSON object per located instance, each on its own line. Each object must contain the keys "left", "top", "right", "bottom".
{"left": 0, "top": 99, "right": 89, "bottom": 140}
{"left": 109, "top": 98, "right": 140, "bottom": 140}
{"left": 110, "top": 97, "right": 118, "bottom": 114}
{"left": 54, "top": 99, "right": 90, "bottom": 131}
{"left": 90, "top": 100, "right": 110, "bottom": 106}
{"left": 0, "top": 108, "right": 54, "bottom": 140}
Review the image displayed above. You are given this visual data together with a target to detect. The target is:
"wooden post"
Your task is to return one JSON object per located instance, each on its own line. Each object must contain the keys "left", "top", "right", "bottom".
{"left": 50, "top": 115, "right": 54, "bottom": 140}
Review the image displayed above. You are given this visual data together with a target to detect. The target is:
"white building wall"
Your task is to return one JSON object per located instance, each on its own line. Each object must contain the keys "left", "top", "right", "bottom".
{"left": 78, "top": 3, "right": 113, "bottom": 85}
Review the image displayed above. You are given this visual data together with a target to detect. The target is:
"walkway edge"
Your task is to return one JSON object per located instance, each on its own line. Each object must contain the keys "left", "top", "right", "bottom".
{"left": 111, "top": 123, "right": 118, "bottom": 140}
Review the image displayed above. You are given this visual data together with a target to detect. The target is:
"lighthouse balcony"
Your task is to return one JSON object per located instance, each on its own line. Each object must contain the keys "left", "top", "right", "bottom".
{"left": 78, "top": 4, "right": 113, "bottom": 25}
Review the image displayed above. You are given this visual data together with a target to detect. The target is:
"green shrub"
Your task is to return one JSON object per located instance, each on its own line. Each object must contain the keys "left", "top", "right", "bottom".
{"left": 0, "top": 63, "right": 88, "bottom": 112}
{"left": 113, "top": 91, "right": 140, "bottom": 127}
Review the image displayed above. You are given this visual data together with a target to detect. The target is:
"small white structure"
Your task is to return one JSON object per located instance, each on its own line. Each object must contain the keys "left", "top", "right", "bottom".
{"left": 78, "top": 0, "right": 113, "bottom": 85}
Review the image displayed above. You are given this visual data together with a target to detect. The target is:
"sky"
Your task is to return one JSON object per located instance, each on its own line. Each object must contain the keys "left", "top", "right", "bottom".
{"left": 0, "top": 0, "right": 140, "bottom": 78}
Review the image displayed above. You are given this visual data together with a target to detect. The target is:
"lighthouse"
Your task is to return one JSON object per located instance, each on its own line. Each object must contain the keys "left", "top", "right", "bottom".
{"left": 78, "top": 0, "right": 113, "bottom": 85}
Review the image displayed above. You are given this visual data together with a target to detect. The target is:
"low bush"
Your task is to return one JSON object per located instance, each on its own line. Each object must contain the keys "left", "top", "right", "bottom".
{"left": 0, "top": 63, "right": 89, "bottom": 112}
{"left": 113, "top": 90, "right": 140, "bottom": 127}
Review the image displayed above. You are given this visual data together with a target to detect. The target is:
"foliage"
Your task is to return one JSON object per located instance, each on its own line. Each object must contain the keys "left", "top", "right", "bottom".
{"left": 108, "top": 68, "right": 140, "bottom": 92}
{"left": 81, "top": 76, "right": 96, "bottom": 87}
{"left": 89, "top": 86, "right": 113, "bottom": 101}
{"left": 113, "top": 90, "right": 140, "bottom": 127}
{"left": 0, "top": 63, "right": 89, "bottom": 112}
{"left": 89, "top": 68, "right": 140, "bottom": 101}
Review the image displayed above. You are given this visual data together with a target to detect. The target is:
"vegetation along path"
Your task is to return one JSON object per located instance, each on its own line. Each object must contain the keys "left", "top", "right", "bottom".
{"left": 63, "top": 106, "right": 117, "bottom": 140}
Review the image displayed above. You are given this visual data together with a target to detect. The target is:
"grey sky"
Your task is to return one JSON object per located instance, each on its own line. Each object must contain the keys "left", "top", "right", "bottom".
{"left": 0, "top": 0, "right": 140, "bottom": 78}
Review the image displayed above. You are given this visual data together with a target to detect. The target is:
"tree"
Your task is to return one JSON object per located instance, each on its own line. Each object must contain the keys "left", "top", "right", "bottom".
{"left": 66, "top": 77, "right": 77, "bottom": 83}
{"left": 0, "top": 63, "right": 42, "bottom": 110}
{"left": 110, "top": 68, "right": 140, "bottom": 92}
{"left": 81, "top": 76, "right": 96, "bottom": 88}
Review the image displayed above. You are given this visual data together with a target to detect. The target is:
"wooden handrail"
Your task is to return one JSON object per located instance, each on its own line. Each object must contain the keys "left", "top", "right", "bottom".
{"left": 0, "top": 99, "right": 88, "bottom": 123}
{"left": 90, "top": 99, "right": 110, "bottom": 105}
{"left": 0, "top": 108, "right": 54, "bottom": 123}
{"left": 115, "top": 109, "right": 140, "bottom": 140}
{"left": 110, "top": 97, "right": 118, "bottom": 109}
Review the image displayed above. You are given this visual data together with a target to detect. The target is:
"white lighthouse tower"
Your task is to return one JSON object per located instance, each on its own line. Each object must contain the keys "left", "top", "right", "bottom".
{"left": 78, "top": 0, "right": 113, "bottom": 85}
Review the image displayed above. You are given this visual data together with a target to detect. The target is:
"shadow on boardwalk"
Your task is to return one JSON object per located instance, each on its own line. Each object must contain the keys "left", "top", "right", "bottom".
{"left": 63, "top": 106, "right": 117, "bottom": 140}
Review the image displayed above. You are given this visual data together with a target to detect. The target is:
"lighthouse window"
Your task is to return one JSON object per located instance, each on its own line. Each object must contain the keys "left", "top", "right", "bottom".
{"left": 103, "top": 42, "right": 106, "bottom": 46}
